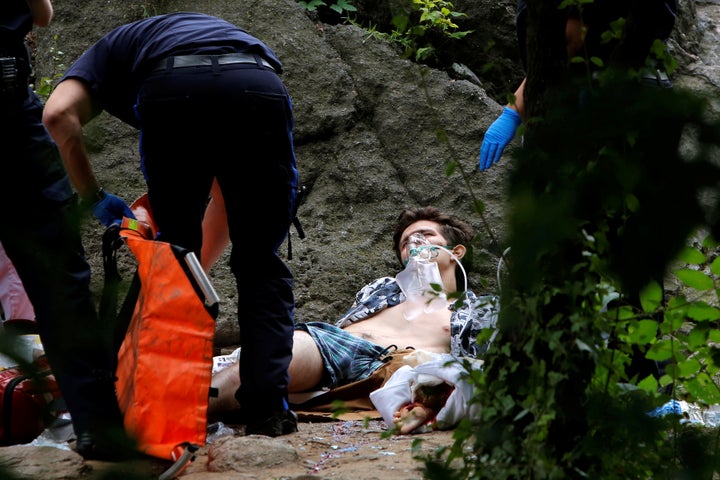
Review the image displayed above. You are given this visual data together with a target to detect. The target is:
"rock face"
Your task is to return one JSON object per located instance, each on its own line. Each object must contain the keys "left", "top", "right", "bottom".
{"left": 33, "top": 0, "right": 511, "bottom": 350}
{"left": 0, "top": 445, "right": 87, "bottom": 479}
{"left": 32, "top": 0, "right": 720, "bottom": 352}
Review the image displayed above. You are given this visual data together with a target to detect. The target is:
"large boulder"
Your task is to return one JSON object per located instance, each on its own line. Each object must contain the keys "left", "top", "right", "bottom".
{"left": 34, "top": 0, "right": 512, "bottom": 350}
{"left": 33, "top": 0, "right": 719, "bottom": 351}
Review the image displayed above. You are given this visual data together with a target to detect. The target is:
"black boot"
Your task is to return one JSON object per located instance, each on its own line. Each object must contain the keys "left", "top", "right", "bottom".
{"left": 244, "top": 409, "right": 298, "bottom": 437}
{"left": 75, "top": 421, "right": 138, "bottom": 461}
{"left": 73, "top": 371, "right": 138, "bottom": 461}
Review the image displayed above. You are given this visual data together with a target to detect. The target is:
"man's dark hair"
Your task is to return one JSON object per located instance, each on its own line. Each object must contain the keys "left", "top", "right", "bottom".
{"left": 392, "top": 206, "right": 475, "bottom": 288}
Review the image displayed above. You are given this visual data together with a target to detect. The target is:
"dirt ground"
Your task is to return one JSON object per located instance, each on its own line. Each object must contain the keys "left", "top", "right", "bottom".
{"left": 84, "top": 419, "right": 457, "bottom": 480}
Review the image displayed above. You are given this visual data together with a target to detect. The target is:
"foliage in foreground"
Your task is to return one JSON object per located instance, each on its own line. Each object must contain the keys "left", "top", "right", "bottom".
{"left": 421, "top": 66, "right": 720, "bottom": 479}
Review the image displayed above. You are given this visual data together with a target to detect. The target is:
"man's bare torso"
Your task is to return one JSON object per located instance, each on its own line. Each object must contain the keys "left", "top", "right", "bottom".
{"left": 342, "top": 302, "right": 451, "bottom": 353}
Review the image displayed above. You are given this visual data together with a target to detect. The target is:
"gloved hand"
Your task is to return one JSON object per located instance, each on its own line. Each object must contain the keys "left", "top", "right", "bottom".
{"left": 478, "top": 106, "right": 522, "bottom": 171}
{"left": 91, "top": 190, "right": 135, "bottom": 227}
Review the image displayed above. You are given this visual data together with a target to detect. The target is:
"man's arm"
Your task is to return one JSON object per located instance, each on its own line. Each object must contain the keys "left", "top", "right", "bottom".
{"left": 43, "top": 78, "right": 135, "bottom": 226}
{"left": 479, "top": 14, "right": 585, "bottom": 172}
{"left": 200, "top": 179, "right": 231, "bottom": 272}
{"left": 27, "top": 0, "right": 53, "bottom": 27}
{"left": 42, "top": 78, "right": 102, "bottom": 199}
{"left": 477, "top": 80, "right": 524, "bottom": 171}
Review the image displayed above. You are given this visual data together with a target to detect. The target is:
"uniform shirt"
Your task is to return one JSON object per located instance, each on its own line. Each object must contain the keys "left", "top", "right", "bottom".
{"left": 0, "top": 0, "right": 33, "bottom": 73}
{"left": 334, "top": 276, "right": 499, "bottom": 359}
{"left": 0, "top": 0, "right": 32, "bottom": 46}
{"left": 59, "top": 11, "right": 283, "bottom": 127}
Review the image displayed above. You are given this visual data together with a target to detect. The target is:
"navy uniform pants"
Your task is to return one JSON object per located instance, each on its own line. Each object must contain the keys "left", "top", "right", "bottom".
{"left": 136, "top": 58, "right": 298, "bottom": 418}
{"left": 0, "top": 87, "right": 122, "bottom": 436}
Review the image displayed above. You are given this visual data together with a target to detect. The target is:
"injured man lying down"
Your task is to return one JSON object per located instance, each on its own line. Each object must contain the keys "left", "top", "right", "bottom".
{"left": 209, "top": 206, "right": 499, "bottom": 434}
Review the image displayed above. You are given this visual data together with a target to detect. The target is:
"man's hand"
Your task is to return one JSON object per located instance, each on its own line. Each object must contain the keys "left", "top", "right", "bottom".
{"left": 478, "top": 107, "right": 522, "bottom": 171}
{"left": 91, "top": 191, "right": 135, "bottom": 227}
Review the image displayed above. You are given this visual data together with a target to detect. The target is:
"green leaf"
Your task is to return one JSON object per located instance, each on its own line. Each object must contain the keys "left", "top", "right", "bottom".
{"left": 624, "top": 193, "right": 640, "bottom": 213}
{"left": 661, "top": 308, "right": 686, "bottom": 333}
{"left": 616, "top": 305, "right": 636, "bottom": 320}
{"left": 659, "top": 374, "right": 674, "bottom": 388}
{"left": 390, "top": 13, "right": 409, "bottom": 32}
{"left": 590, "top": 56, "right": 604, "bottom": 68}
{"left": 639, "top": 281, "right": 662, "bottom": 312}
{"left": 703, "top": 235, "right": 718, "bottom": 249}
{"left": 666, "top": 295, "right": 690, "bottom": 310}
{"left": 687, "top": 302, "right": 720, "bottom": 322}
{"left": 677, "top": 246, "right": 707, "bottom": 265}
{"left": 637, "top": 374, "right": 659, "bottom": 393}
{"left": 445, "top": 161, "right": 457, "bottom": 176}
{"left": 677, "top": 357, "right": 702, "bottom": 377}
{"left": 687, "top": 325, "right": 709, "bottom": 349}
{"left": 673, "top": 268, "right": 715, "bottom": 291}
{"left": 646, "top": 340, "right": 673, "bottom": 362}
{"left": 664, "top": 361, "right": 679, "bottom": 378}
{"left": 298, "top": 0, "right": 326, "bottom": 11}
{"left": 449, "top": 31, "right": 473, "bottom": 40}
{"left": 711, "top": 256, "right": 720, "bottom": 276}
{"left": 330, "top": 0, "right": 357, "bottom": 13}
{"left": 415, "top": 46, "right": 434, "bottom": 62}
{"left": 627, "top": 319, "right": 658, "bottom": 345}
{"left": 685, "top": 376, "right": 720, "bottom": 404}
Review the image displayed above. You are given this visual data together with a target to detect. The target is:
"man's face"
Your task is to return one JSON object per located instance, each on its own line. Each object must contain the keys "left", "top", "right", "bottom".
{"left": 398, "top": 220, "right": 448, "bottom": 265}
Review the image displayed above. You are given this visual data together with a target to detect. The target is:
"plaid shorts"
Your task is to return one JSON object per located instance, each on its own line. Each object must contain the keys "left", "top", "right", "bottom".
{"left": 296, "top": 322, "right": 393, "bottom": 389}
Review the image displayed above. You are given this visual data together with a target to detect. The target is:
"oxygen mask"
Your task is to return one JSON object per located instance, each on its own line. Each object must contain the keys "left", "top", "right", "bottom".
{"left": 395, "top": 233, "right": 447, "bottom": 320}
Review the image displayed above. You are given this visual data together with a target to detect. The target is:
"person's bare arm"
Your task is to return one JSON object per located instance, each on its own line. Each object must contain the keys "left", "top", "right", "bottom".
{"left": 201, "top": 179, "right": 231, "bottom": 272}
{"left": 510, "top": 16, "right": 583, "bottom": 120}
{"left": 507, "top": 77, "right": 526, "bottom": 119}
{"left": 27, "top": 0, "right": 53, "bottom": 27}
{"left": 42, "top": 78, "right": 102, "bottom": 199}
{"left": 565, "top": 16, "right": 585, "bottom": 57}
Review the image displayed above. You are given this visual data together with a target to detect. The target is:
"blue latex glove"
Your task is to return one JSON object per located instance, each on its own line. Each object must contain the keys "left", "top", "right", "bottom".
{"left": 91, "top": 191, "right": 135, "bottom": 227}
{"left": 478, "top": 106, "right": 522, "bottom": 171}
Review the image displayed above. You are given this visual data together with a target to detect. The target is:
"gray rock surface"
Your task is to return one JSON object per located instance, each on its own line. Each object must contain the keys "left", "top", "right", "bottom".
{"left": 33, "top": 0, "right": 516, "bottom": 350}
{"left": 31, "top": 0, "right": 718, "bottom": 352}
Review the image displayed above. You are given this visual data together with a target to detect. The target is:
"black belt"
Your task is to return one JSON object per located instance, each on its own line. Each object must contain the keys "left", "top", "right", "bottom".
{"left": 153, "top": 53, "right": 274, "bottom": 72}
